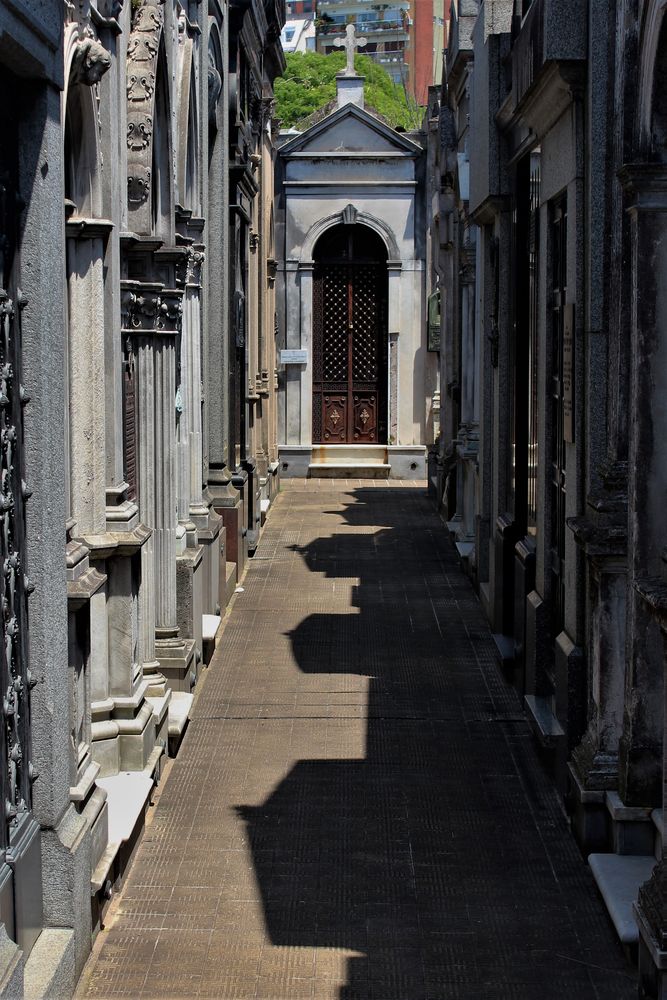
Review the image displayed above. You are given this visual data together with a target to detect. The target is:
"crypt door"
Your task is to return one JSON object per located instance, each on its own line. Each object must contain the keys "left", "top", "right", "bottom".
{"left": 313, "top": 225, "right": 387, "bottom": 445}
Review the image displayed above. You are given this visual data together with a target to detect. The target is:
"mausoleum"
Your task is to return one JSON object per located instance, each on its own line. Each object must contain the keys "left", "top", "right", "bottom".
{"left": 275, "top": 38, "right": 434, "bottom": 479}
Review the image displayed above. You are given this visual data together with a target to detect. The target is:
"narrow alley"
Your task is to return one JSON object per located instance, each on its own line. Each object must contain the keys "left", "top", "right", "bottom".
{"left": 76, "top": 483, "right": 635, "bottom": 1000}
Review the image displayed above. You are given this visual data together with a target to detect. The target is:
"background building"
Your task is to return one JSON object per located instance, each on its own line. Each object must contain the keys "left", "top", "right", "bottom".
{"left": 316, "top": 0, "right": 411, "bottom": 86}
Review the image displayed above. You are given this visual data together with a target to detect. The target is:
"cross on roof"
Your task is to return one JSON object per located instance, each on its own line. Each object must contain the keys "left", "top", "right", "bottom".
{"left": 334, "top": 23, "right": 367, "bottom": 77}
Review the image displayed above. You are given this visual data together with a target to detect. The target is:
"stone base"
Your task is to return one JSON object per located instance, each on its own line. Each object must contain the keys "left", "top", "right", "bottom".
{"left": 280, "top": 445, "right": 427, "bottom": 480}
{"left": 176, "top": 544, "right": 204, "bottom": 675}
{"left": 23, "top": 927, "right": 75, "bottom": 1000}
{"left": 567, "top": 761, "right": 608, "bottom": 855}
{"left": 279, "top": 446, "right": 311, "bottom": 478}
{"left": 0, "top": 926, "right": 22, "bottom": 999}
{"left": 637, "top": 901, "right": 667, "bottom": 998}
{"left": 606, "top": 790, "right": 654, "bottom": 855}
{"left": 386, "top": 445, "right": 427, "bottom": 479}
{"left": 156, "top": 637, "right": 196, "bottom": 693}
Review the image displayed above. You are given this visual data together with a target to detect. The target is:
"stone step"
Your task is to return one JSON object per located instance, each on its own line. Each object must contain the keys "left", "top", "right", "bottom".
{"left": 311, "top": 444, "right": 388, "bottom": 464}
{"left": 589, "top": 853, "right": 655, "bottom": 945}
{"left": 168, "top": 691, "right": 193, "bottom": 749}
{"left": 308, "top": 463, "right": 391, "bottom": 479}
{"left": 225, "top": 561, "right": 237, "bottom": 606}
{"left": 202, "top": 614, "right": 221, "bottom": 665}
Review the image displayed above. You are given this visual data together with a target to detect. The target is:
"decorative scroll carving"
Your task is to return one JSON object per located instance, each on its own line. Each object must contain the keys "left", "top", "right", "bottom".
{"left": 125, "top": 0, "right": 164, "bottom": 229}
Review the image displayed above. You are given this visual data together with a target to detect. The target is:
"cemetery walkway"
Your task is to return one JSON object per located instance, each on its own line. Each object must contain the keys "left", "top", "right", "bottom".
{"left": 77, "top": 481, "right": 635, "bottom": 1000}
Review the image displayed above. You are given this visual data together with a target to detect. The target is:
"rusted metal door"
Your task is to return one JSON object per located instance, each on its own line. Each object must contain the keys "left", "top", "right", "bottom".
{"left": 313, "top": 252, "right": 386, "bottom": 445}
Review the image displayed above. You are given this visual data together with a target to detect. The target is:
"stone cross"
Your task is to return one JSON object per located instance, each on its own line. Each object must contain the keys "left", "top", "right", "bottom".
{"left": 334, "top": 23, "right": 367, "bottom": 77}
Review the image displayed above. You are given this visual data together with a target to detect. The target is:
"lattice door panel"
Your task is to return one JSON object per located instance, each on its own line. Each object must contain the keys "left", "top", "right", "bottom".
{"left": 313, "top": 258, "right": 386, "bottom": 445}
{"left": 322, "top": 266, "right": 349, "bottom": 382}
{"left": 352, "top": 266, "right": 380, "bottom": 383}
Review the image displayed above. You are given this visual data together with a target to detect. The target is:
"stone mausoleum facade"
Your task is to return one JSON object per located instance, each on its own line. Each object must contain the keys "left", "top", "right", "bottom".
{"left": 0, "top": 0, "right": 284, "bottom": 994}
{"left": 432, "top": 1, "right": 667, "bottom": 994}
{"left": 275, "top": 65, "right": 438, "bottom": 480}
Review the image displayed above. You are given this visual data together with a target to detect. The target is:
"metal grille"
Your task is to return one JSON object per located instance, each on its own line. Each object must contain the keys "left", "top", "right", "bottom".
{"left": 123, "top": 340, "right": 138, "bottom": 501}
{"left": 0, "top": 160, "right": 33, "bottom": 845}
{"left": 322, "top": 266, "right": 348, "bottom": 382}
{"left": 352, "top": 265, "right": 379, "bottom": 382}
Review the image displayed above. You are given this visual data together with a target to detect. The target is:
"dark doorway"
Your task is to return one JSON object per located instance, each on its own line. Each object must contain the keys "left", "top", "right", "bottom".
{"left": 312, "top": 224, "right": 388, "bottom": 445}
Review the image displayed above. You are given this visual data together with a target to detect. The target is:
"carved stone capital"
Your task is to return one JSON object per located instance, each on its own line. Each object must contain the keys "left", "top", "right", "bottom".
{"left": 184, "top": 246, "right": 205, "bottom": 287}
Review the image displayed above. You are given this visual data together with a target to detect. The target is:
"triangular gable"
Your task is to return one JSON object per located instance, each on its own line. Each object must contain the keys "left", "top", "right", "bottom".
{"left": 280, "top": 102, "right": 422, "bottom": 158}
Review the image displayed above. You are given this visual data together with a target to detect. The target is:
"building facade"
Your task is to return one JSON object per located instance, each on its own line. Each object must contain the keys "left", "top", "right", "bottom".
{"left": 434, "top": 0, "right": 667, "bottom": 994}
{"left": 315, "top": 0, "right": 411, "bottom": 86}
{"left": 0, "top": 0, "right": 283, "bottom": 995}
{"left": 275, "top": 67, "right": 435, "bottom": 480}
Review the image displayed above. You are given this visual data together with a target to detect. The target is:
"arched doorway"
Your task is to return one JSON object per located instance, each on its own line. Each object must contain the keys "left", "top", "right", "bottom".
{"left": 312, "top": 224, "right": 388, "bottom": 445}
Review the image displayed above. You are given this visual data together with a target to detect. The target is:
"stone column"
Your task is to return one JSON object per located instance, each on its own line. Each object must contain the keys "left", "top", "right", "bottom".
{"left": 298, "top": 263, "right": 314, "bottom": 447}
{"left": 387, "top": 263, "right": 402, "bottom": 447}
{"left": 620, "top": 165, "right": 667, "bottom": 997}
{"left": 123, "top": 282, "right": 195, "bottom": 690}
{"left": 177, "top": 247, "right": 206, "bottom": 542}
{"left": 618, "top": 166, "right": 667, "bottom": 809}
{"left": 66, "top": 231, "right": 108, "bottom": 536}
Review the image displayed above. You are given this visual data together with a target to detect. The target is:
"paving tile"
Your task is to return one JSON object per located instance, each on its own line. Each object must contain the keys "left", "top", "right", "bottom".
{"left": 77, "top": 485, "right": 635, "bottom": 1000}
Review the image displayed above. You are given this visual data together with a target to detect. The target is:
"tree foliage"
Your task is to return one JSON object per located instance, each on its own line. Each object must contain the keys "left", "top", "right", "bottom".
{"left": 274, "top": 51, "right": 421, "bottom": 131}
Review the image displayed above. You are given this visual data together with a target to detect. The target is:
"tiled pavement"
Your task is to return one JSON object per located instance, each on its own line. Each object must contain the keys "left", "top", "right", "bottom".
{"left": 77, "top": 482, "right": 636, "bottom": 1000}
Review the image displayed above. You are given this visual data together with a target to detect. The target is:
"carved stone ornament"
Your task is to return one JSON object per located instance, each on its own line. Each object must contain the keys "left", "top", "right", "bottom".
{"left": 121, "top": 285, "right": 183, "bottom": 336}
{"left": 341, "top": 204, "right": 358, "bottom": 226}
{"left": 208, "top": 54, "right": 222, "bottom": 125}
{"left": 126, "top": 0, "right": 164, "bottom": 231}
{"left": 71, "top": 35, "right": 111, "bottom": 85}
{"left": 185, "top": 248, "right": 205, "bottom": 287}
{"left": 127, "top": 113, "right": 153, "bottom": 151}
{"left": 128, "top": 168, "right": 151, "bottom": 204}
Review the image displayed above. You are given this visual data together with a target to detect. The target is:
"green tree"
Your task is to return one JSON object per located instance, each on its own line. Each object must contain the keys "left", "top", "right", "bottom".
{"left": 274, "top": 51, "right": 422, "bottom": 131}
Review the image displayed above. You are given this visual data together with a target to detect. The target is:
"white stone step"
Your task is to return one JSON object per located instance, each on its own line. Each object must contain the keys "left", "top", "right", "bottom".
{"left": 168, "top": 691, "right": 193, "bottom": 739}
{"left": 589, "top": 853, "right": 655, "bottom": 944}
{"left": 311, "top": 444, "right": 388, "bottom": 465}
{"left": 202, "top": 614, "right": 221, "bottom": 642}
{"left": 96, "top": 772, "right": 154, "bottom": 846}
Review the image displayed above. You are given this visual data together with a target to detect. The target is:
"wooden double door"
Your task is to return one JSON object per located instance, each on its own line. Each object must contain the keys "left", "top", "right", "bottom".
{"left": 312, "top": 231, "right": 387, "bottom": 445}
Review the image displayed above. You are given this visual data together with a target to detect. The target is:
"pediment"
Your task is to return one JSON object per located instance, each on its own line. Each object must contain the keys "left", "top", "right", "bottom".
{"left": 280, "top": 103, "right": 422, "bottom": 158}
